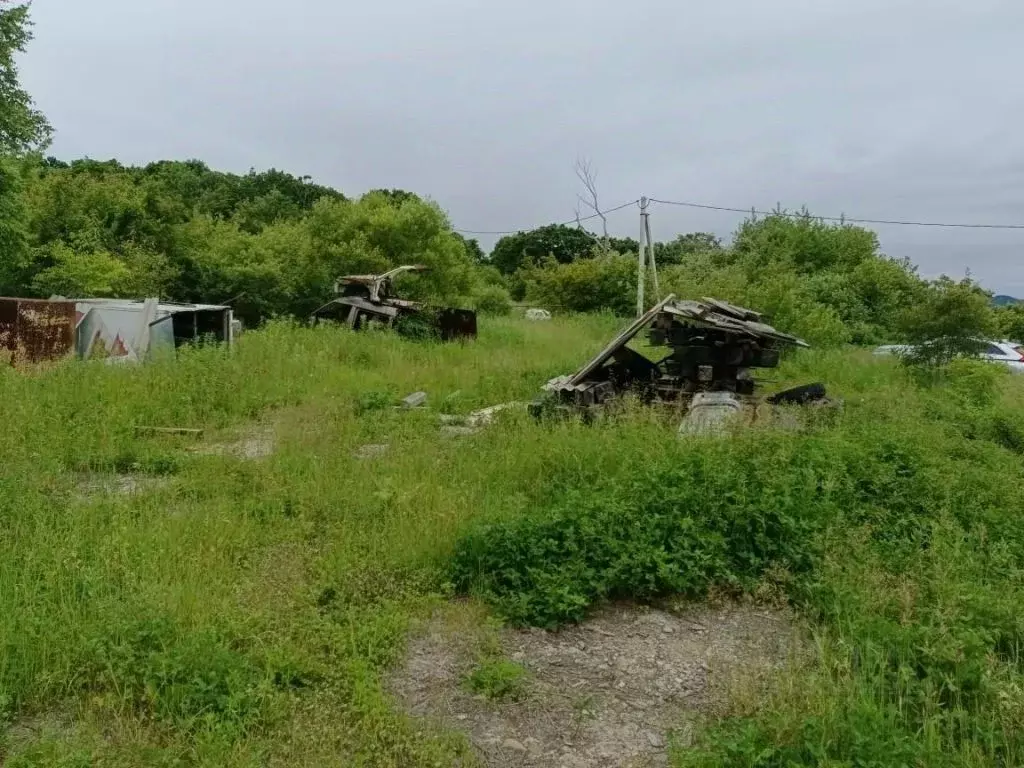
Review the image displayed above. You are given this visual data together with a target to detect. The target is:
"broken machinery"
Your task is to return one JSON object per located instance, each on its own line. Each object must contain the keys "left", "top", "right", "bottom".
{"left": 534, "top": 294, "right": 831, "bottom": 431}
{"left": 310, "top": 265, "right": 477, "bottom": 341}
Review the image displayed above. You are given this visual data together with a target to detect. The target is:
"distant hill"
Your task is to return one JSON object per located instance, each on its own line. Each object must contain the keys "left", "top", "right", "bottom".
{"left": 993, "top": 295, "right": 1021, "bottom": 306}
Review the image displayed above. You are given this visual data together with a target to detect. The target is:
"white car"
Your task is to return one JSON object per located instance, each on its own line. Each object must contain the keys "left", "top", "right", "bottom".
{"left": 873, "top": 339, "right": 1024, "bottom": 372}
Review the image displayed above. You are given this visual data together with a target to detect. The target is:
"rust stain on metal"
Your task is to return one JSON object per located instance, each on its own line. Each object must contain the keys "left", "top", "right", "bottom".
{"left": 0, "top": 297, "right": 77, "bottom": 364}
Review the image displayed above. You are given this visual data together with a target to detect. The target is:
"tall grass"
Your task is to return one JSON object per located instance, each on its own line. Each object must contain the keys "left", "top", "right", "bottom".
{"left": 2, "top": 318, "right": 1024, "bottom": 766}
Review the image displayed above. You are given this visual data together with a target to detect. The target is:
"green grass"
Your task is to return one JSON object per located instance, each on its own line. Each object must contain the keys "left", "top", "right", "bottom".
{"left": 463, "top": 658, "right": 529, "bottom": 702}
{"left": 2, "top": 315, "right": 1024, "bottom": 766}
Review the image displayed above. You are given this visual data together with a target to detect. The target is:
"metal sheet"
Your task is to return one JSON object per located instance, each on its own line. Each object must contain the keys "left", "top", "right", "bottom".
{"left": 0, "top": 297, "right": 77, "bottom": 363}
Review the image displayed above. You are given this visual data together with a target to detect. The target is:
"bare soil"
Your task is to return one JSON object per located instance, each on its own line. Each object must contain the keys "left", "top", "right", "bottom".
{"left": 192, "top": 425, "right": 275, "bottom": 459}
{"left": 389, "top": 601, "right": 794, "bottom": 768}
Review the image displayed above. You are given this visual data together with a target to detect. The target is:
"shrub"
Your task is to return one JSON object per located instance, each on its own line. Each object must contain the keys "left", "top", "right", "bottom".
{"left": 472, "top": 285, "right": 513, "bottom": 315}
{"left": 463, "top": 658, "right": 528, "bottom": 701}
{"left": 523, "top": 254, "right": 637, "bottom": 315}
{"left": 452, "top": 434, "right": 834, "bottom": 627}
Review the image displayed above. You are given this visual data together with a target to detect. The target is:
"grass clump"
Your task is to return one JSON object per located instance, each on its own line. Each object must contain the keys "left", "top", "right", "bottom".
{"left": 463, "top": 658, "right": 529, "bottom": 702}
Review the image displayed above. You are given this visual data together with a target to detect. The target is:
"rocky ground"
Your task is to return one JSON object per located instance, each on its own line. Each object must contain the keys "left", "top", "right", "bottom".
{"left": 390, "top": 601, "right": 796, "bottom": 768}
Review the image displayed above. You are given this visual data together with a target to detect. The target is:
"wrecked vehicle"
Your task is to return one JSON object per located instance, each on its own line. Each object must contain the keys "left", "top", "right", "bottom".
{"left": 534, "top": 294, "right": 832, "bottom": 432}
{"left": 310, "top": 265, "right": 477, "bottom": 341}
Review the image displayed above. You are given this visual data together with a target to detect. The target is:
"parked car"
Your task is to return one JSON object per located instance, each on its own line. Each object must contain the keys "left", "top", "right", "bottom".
{"left": 873, "top": 339, "right": 1024, "bottom": 372}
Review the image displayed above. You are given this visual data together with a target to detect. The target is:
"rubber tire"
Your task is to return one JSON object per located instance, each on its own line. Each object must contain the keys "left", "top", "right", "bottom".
{"left": 767, "top": 382, "right": 827, "bottom": 405}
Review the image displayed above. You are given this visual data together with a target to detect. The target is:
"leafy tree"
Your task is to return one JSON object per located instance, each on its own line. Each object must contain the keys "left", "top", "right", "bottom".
{"left": 0, "top": 2, "right": 50, "bottom": 153}
{"left": 654, "top": 232, "right": 722, "bottom": 265}
{"left": 454, "top": 232, "right": 486, "bottom": 264}
{"left": 490, "top": 224, "right": 597, "bottom": 274}
{"left": 0, "top": 157, "right": 27, "bottom": 293}
{"left": 300, "top": 192, "right": 475, "bottom": 314}
{"left": 523, "top": 254, "right": 637, "bottom": 315}
{"left": 606, "top": 235, "right": 640, "bottom": 256}
{"left": 898, "top": 277, "right": 997, "bottom": 367}
{"left": 733, "top": 212, "right": 878, "bottom": 273}
{"left": 996, "top": 304, "right": 1024, "bottom": 343}
{"left": 30, "top": 242, "right": 130, "bottom": 297}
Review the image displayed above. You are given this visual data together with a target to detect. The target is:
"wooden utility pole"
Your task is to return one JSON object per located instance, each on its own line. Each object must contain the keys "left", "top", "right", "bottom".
{"left": 636, "top": 198, "right": 647, "bottom": 317}
{"left": 644, "top": 202, "right": 659, "bottom": 302}
{"left": 636, "top": 197, "right": 659, "bottom": 317}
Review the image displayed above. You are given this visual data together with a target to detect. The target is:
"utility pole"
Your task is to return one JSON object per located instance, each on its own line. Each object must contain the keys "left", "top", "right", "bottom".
{"left": 644, "top": 201, "right": 659, "bottom": 302}
{"left": 636, "top": 197, "right": 659, "bottom": 317}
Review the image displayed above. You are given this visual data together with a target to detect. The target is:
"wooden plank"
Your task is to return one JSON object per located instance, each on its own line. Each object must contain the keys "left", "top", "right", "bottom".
{"left": 134, "top": 426, "right": 205, "bottom": 438}
{"left": 567, "top": 294, "right": 676, "bottom": 386}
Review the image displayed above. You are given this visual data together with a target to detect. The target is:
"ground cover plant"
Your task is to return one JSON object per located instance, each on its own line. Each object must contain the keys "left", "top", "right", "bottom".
{"left": 1, "top": 314, "right": 1023, "bottom": 767}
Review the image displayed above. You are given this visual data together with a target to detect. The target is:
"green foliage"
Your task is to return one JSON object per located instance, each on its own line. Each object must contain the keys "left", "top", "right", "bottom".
{"left": 452, "top": 434, "right": 829, "bottom": 627}
{"left": 523, "top": 253, "right": 637, "bottom": 315}
{"left": 0, "top": 2, "right": 51, "bottom": 153}
{"left": 450, "top": 342, "right": 1024, "bottom": 766}
{"left": 654, "top": 232, "right": 722, "bottom": 265}
{"left": 898, "top": 276, "right": 997, "bottom": 366}
{"left": 3, "top": 320, "right": 1024, "bottom": 765}
{"left": 454, "top": 232, "right": 486, "bottom": 264}
{"left": 0, "top": 155, "right": 28, "bottom": 293}
{"left": 472, "top": 284, "right": 513, "bottom": 315}
{"left": 463, "top": 658, "right": 528, "bottom": 701}
{"left": 489, "top": 224, "right": 598, "bottom": 274}
{"left": 29, "top": 242, "right": 131, "bottom": 297}
{"left": 5, "top": 159, "right": 480, "bottom": 325}
{"left": 82, "top": 616, "right": 270, "bottom": 736}
{"left": 511, "top": 213, "right": 960, "bottom": 348}
{"left": 995, "top": 303, "right": 1024, "bottom": 342}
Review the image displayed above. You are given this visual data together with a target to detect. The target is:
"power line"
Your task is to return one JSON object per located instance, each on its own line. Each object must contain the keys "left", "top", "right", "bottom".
{"left": 454, "top": 199, "right": 640, "bottom": 236}
{"left": 648, "top": 198, "right": 1024, "bottom": 231}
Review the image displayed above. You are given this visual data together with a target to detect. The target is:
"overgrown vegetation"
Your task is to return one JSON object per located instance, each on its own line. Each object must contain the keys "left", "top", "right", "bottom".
{"left": 452, "top": 350, "right": 1024, "bottom": 766}
{"left": 5, "top": 4, "right": 1024, "bottom": 766}
{"left": 3, "top": 320, "right": 1024, "bottom": 766}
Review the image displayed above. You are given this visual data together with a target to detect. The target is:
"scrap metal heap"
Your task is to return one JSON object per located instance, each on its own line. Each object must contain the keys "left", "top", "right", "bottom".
{"left": 311, "top": 265, "right": 477, "bottom": 341}
{"left": 536, "top": 294, "right": 818, "bottom": 425}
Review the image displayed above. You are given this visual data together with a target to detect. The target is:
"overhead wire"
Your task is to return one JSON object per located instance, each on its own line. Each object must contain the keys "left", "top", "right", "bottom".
{"left": 454, "top": 198, "right": 640, "bottom": 236}
{"left": 647, "top": 198, "right": 1024, "bottom": 230}
{"left": 455, "top": 195, "right": 1024, "bottom": 238}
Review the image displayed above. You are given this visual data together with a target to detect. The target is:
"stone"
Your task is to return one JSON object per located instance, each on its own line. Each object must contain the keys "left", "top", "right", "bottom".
{"left": 354, "top": 443, "right": 389, "bottom": 459}
{"left": 502, "top": 738, "right": 527, "bottom": 753}
{"left": 646, "top": 730, "right": 665, "bottom": 748}
{"left": 401, "top": 391, "right": 428, "bottom": 408}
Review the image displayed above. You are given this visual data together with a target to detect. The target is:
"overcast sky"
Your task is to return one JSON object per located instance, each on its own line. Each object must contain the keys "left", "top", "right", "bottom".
{"left": 22, "top": 0, "right": 1024, "bottom": 294}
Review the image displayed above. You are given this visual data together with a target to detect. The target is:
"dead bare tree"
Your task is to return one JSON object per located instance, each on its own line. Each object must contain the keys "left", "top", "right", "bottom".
{"left": 574, "top": 157, "right": 608, "bottom": 238}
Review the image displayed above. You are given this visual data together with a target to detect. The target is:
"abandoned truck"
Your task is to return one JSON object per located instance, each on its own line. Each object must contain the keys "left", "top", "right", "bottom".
{"left": 535, "top": 294, "right": 832, "bottom": 432}
{"left": 310, "top": 265, "right": 477, "bottom": 340}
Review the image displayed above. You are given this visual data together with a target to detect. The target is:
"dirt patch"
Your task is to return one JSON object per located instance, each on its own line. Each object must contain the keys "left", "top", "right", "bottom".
{"left": 192, "top": 425, "right": 275, "bottom": 459}
{"left": 389, "top": 602, "right": 794, "bottom": 768}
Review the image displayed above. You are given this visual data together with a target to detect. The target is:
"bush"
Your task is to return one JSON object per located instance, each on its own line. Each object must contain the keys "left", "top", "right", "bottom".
{"left": 523, "top": 253, "right": 637, "bottom": 315}
{"left": 452, "top": 434, "right": 833, "bottom": 627}
{"left": 472, "top": 284, "right": 513, "bottom": 315}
